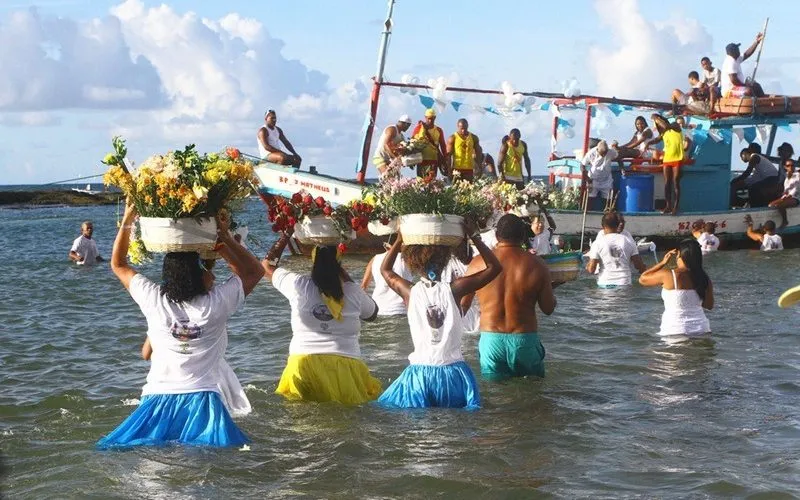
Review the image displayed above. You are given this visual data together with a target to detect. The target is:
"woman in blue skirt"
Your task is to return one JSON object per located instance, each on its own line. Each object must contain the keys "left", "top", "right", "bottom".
{"left": 378, "top": 223, "right": 502, "bottom": 409}
{"left": 97, "top": 203, "right": 265, "bottom": 449}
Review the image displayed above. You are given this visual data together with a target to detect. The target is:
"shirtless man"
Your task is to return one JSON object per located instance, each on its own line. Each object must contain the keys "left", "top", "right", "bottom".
{"left": 463, "top": 214, "right": 557, "bottom": 380}
{"left": 372, "top": 115, "right": 413, "bottom": 178}
{"left": 257, "top": 110, "right": 302, "bottom": 167}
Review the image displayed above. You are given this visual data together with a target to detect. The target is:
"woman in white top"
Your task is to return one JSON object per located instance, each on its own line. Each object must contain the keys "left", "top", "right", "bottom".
{"left": 264, "top": 231, "right": 381, "bottom": 405}
{"left": 639, "top": 239, "right": 713, "bottom": 338}
{"left": 361, "top": 243, "right": 412, "bottom": 316}
{"left": 98, "top": 205, "right": 265, "bottom": 449}
{"left": 378, "top": 225, "right": 502, "bottom": 409}
{"left": 768, "top": 157, "right": 800, "bottom": 228}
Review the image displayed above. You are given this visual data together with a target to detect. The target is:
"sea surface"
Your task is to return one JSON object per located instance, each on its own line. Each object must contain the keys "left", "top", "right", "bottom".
{"left": 2, "top": 197, "right": 800, "bottom": 499}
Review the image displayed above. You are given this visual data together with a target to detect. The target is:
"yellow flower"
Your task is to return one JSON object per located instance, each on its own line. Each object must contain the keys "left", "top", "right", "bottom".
{"left": 363, "top": 192, "right": 378, "bottom": 205}
{"left": 182, "top": 193, "right": 199, "bottom": 213}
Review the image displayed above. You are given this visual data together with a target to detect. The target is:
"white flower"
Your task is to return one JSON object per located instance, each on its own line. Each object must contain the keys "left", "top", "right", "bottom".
{"left": 141, "top": 154, "right": 165, "bottom": 173}
{"left": 192, "top": 184, "right": 209, "bottom": 200}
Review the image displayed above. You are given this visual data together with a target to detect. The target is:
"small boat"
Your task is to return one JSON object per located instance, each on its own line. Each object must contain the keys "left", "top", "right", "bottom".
{"left": 72, "top": 184, "right": 101, "bottom": 195}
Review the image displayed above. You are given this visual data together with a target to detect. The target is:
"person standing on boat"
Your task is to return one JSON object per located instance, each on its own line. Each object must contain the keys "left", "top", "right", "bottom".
{"left": 497, "top": 129, "right": 531, "bottom": 189}
{"left": 613, "top": 116, "right": 654, "bottom": 162}
{"left": 580, "top": 140, "right": 618, "bottom": 211}
{"left": 701, "top": 57, "right": 722, "bottom": 112}
{"left": 69, "top": 221, "right": 104, "bottom": 265}
{"left": 461, "top": 214, "right": 556, "bottom": 380}
{"left": 647, "top": 115, "right": 684, "bottom": 215}
{"left": 411, "top": 108, "right": 447, "bottom": 179}
{"left": 446, "top": 119, "right": 483, "bottom": 182}
{"left": 721, "top": 34, "right": 765, "bottom": 98}
{"left": 361, "top": 243, "right": 413, "bottom": 316}
{"left": 731, "top": 145, "right": 779, "bottom": 208}
{"left": 768, "top": 143, "right": 794, "bottom": 186}
{"left": 97, "top": 206, "right": 265, "bottom": 449}
{"left": 586, "top": 211, "right": 646, "bottom": 288}
{"left": 639, "top": 241, "right": 713, "bottom": 339}
{"left": 263, "top": 232, "right": 382, "bottom": 404}
{"left": 372, "top": 115, "right": 413, "bottom": 178}
{"left": 257, "top": 110, "right": 302, "bottom": 167}
{"left": 768, "top": 156, "right": 800, "bottom": 228}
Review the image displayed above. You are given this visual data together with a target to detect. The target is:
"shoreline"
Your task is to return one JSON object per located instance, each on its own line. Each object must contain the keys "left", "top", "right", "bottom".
{"left": 0, "top": 190, "right": 120, "bottom": 207}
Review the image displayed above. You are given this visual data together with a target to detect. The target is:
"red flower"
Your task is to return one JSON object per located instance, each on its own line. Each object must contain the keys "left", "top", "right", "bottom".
{"left": 303, "top": 194, "right": 313, "bottom": 205}
{"left": 271, "top": 222, "right": 282, "bottom": 232}
{"left": 337, "top": 242, "right": 347, "bottom": 254}
{"left": 314, "top": 196, "right": 326, "bottom": 208}
{"left": 358, "top": 215, "right": 369, "bottom": 228}
{"left": 301, "top": 205, "right": 309, "bottom": 215}
{"left": 380, "top": 216, "right": 390, "bottom": 225}
{"left": 322, "top": 205, "right": 333, "bottom": 216}
{"left": 291, "top": 192, "right": 303, "bottom": 204}
{"left": 363, "top": 204, "right": 373, "bottom": 214}
{"left": 287, "top": 216, "right": 297, "bottom": 227}
{"left": 282, "top": 205, "right": 293, "bottom": 216}
{"left": 275, "top": 197, "right": 285, "bottom": 206}
{"left": 350, "top": 217, "right": 360, "bottom": 230}
{"left": 225, "top": 147, "right": 241, "bottom": 160}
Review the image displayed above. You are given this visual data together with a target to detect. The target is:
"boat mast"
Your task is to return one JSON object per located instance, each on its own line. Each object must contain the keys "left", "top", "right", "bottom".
{"left": 356, "top": 0, "right": 396, "bottom": 183}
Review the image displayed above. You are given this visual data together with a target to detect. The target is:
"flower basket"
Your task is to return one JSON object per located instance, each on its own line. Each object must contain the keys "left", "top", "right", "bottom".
{"left": 512, "top": 203, "right": 538, "bottom": 218}
{"left": 294, "top": 215, "right": 356, "bottom": 246}
{"left": 367, "top": 217, "right": 399, "bottom": 236}
{"left": 139, "top": 217, "right": 217, "bottom": 253}
{"left": 401, "top": 153, "right": 423, "bottom": 167}
{"left": 399, "top": 214, "right": 464, "bottom": 246}
{"left": 540, "top": 251, "right": 582, "bottom": 283}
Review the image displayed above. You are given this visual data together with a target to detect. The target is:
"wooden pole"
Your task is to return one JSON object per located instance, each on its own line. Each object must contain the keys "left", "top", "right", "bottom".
{"left": 735, "top": 18, "right": 769, "bottom": 115}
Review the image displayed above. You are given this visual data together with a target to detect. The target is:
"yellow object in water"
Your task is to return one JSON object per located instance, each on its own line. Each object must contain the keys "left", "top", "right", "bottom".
{"left": 778, "top": 284, "right": 800, "bottom": 308}
{"left": 276, "top": 354, "right": 382, "bottom": 405}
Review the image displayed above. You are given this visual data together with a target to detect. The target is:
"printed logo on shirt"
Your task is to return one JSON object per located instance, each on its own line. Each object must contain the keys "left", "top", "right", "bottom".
{"left": 426, "top": 305, "right": 445, "bottom": 329}
{"left": 311, "top": 304, "right": 334, "bottom": 322}
{"left": 170, "top": 321, "right": 202, "bottom": 341}
{"left": 609, "top": 244, "right": 623, "bottom": 268}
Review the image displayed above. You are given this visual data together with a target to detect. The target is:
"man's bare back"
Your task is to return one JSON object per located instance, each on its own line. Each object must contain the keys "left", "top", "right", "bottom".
{"left": 465, "top": 244, "right": 556, "bottom": 333}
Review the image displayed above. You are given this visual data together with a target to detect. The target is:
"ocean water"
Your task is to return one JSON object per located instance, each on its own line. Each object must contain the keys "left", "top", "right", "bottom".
{"left": 2, "top": 198, "right": 800, "bottom": 499}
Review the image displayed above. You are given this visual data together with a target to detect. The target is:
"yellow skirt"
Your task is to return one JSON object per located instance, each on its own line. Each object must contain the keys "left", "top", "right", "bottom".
{"left": 276, "top": 354, "right": 382, "bottom": 405}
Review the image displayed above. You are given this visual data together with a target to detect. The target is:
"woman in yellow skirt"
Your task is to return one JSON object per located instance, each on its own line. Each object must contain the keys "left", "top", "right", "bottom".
{"left": 263, "top": 231, "right": 381, "bottom": 404}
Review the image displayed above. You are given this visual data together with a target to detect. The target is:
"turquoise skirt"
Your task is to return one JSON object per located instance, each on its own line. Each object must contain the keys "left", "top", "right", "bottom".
{"left": 97, "top": 391, "right": 248, "bottom": 449}
{"left": 377, "top": 361, "right": 481, "bottom": 409}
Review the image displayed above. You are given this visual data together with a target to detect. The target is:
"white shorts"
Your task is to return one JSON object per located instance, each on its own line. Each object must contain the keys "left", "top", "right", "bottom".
{"left": 590, "top": 185, "right": 612, "bottom": 199}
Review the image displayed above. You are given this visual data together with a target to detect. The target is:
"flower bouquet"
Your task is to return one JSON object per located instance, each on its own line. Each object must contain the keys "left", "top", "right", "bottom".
{"left": 361, "top": 188, "right": 398, "bottom": 236}
{"left": 268, "top": 191, "right": 372, "bottom": 247}
{"left": 374, "top": 177, "right": 493, "bottom": 246}
{"left": 103, "top": 137, "right": 256, "bottom": 254}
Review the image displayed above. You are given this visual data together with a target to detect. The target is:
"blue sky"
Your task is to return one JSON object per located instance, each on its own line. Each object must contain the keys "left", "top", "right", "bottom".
{"left": 1, "top": 0, "right": 798, "bottom": 184}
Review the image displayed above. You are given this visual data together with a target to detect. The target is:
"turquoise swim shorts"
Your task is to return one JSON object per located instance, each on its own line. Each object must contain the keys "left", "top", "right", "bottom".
{"left": 478, "top": 332, "right": 546, "bottom": 380}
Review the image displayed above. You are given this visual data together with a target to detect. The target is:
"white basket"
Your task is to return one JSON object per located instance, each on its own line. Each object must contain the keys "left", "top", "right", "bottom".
{"left": 401, "top": 153, "right": 423, "bottom": 166}
{"left": 512, "top": 203, "right": 538, "bottom": 218}
{"left": 139, "top": 217, "right": 217, "bottom": 253}
{"left": 367, "top": 218, "right": 399, "bottom": 236}
{"left": 294, "top": 215, "right": 355, "bottom": 245}
{"left": 399, "top": 214, "right": 465, "bottom": 246}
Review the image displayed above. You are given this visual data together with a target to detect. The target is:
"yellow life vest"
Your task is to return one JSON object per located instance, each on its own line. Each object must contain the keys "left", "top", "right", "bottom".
{"left": 452, "top": 133, "right": 476, "bottom": 171}
{"left": 413, "top": 124, "right": 443, "bottom": 162}
{"left": 502, "top": 140, "right": 525, "bottom": 179}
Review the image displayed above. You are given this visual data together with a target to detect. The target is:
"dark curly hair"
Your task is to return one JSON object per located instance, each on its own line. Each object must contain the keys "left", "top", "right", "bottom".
{"left": 160, "top": 252, "right": 208, "bottom": 303}
{"left": 402, "top": 244, "right": 451, "bottom": 280}
{"left": 312, "top": 245, "right": 344, "bottom": 300}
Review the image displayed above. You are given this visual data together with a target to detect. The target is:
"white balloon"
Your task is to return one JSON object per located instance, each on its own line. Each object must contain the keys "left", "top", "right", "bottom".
{"left": 401, "top": 74, "right": 412, "bottom": 84}
{"left": 512, "top": 93, "right": 525, "bottom": 106}
{"left": 572, "top": 87, "right": 581, "bottom": 97}
{"left": 524, "top": 96, "right": 537, "bottom": 108}
{"left": 504, "top": 95, "right": 515, "bottom": 108}
{"left": 501, "top": 80, "right": 514, "bottom": 97}
{"left": 495, "top": 93, "right": 506, "bottom": 106}
{"left": 563, "top": 128, "right": 575, "bottom": 139}
{"left": 567, "top": 118, "right": 576, "bottom": 127}
{"left": 408, "top": 76, "right": 420, "bottom": 95}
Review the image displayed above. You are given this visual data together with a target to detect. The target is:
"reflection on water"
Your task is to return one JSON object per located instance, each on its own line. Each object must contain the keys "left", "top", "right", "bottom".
{"left": 2, "top": 201, "right": 800, "bottom": 497}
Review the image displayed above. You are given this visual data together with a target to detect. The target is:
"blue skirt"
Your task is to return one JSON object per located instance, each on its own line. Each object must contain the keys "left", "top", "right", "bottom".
{"left": 97, "top": 391, "right": 249, "bottom": 449}
{"left": 377, "top": 361, "right": 481, "bottom": 409}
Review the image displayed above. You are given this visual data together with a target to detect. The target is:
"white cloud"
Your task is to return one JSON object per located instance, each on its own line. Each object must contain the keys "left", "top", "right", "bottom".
{"left": 0, "top": 111, "right": 60, "bottom": 126}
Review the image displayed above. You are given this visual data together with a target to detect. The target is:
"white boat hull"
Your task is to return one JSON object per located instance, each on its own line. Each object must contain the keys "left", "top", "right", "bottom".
{"left": 253, "top": 163, "right": 363, "bottom": 206}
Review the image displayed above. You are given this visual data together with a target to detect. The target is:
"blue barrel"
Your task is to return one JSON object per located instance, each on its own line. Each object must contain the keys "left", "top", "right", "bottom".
{"left": 620, "top": 173, "right": 654, "bottom": 212}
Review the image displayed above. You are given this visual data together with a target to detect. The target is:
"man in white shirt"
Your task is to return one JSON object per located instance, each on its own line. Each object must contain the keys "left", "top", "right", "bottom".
{"left": 586, "top": 212, "right": 645, "bottom": 288}
{"left": 701, "top": 57, "right": 722, "bottom": 112}
{"left": 69, "top": 221, "right": 103, "bottom": 265}
{"left": 721, "top": 35, "right": 765, "bottom": 98}
{"left": 581, "top": 140, "right": 618, "bottom": 210}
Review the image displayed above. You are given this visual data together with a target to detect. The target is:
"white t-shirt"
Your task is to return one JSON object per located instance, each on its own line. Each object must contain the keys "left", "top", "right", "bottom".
{"left": 697, "top": 232, "right": 720, "bottom": 254}
{"left": 407, "top": 280, "right": 464, "bottom": 366}
{"left": 129, "top": 274, "right": 245, "bottom": 396}
{"left": 71, "top": 235, "right": 99, "bottom": 265}
{"left": 703, "top": 67, "right": 722, "bottom": 88}
{"left": 272, "top": 267, "right": 377, "bottom": 358}
{"left": 441, "top": 257, "right": 480, "bottom": 334}
{"left": 370, "top": 252, "right": 412, "bottom": 316}
{"left": 588, "top": 232, "right": 638, "bottom": 286}
{"left": 529, "top": 229, "right": 552, "bottom": 255}
{"left": 761, "top": 233, "right": 783, "bottom": 251}
{"left": 721, "top": 55, "right": 745, "bottom": 95}
{"left": 784, "top": 172, "right": 800, "bottom": 198}
{"left": 581, "top": 147, "right": 618, "bottom": 190}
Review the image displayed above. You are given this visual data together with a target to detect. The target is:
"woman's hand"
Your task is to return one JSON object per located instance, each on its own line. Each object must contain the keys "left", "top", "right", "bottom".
{"left": 463, "top": 218, "right": 480, "bottom": 239}
{"left": 121, "top": 199, "right": 137, "bottom": 225}
{"left": 215, "top": 209, "right": 231, "bottom": 238}
{"left": 662, "top": 248, "right": 678, "bottom": 263}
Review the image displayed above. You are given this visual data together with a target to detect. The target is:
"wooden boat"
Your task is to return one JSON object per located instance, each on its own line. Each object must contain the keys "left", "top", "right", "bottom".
{"left": 718, "top": 96, "right": 800, "bottom": 116}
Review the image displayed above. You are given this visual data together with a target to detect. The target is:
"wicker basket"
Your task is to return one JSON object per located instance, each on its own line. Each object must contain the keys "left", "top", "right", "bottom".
{"left": 401, "top": 153, "right": 424, "bottom": 166}
{"left": 294, "top": 215, "right": 355, "bottom": 246}
{"left": 139, "top": 217, "right": 217, "bottom": 253}
{"left": 399, "top": 214, "right": 465, "bottom": 246}
{"left": 367, "top": 218, "right": 399, "bottom": 236}
{"left": 541, "top": 251, "right": 582, "bottom": 283}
